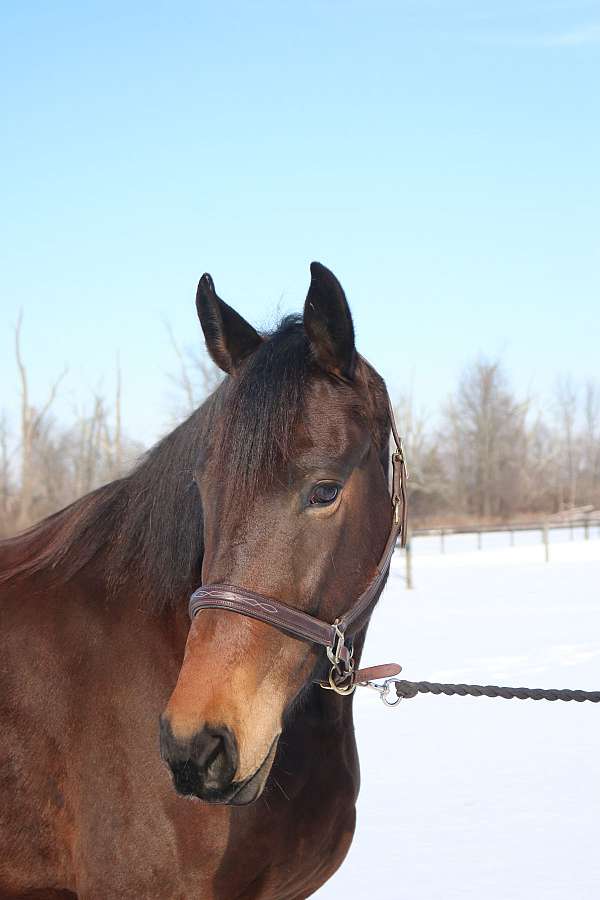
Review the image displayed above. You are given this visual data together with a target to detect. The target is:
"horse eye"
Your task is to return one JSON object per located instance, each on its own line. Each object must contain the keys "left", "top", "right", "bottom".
{"left": 309, "top": 483, "right": 339, "bottom": 506}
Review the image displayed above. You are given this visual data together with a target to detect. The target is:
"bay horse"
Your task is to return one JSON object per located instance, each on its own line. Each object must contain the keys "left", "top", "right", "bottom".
{"left": 0, "top": 263, "right": 399, "bottom": 899}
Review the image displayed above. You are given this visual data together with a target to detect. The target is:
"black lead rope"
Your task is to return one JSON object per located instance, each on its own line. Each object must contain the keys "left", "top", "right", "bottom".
{"left": 392, "top": 680, "right": 600, "bottom": 703}
{"left": 358, "top": 673, "right": 600, "bottom": 706}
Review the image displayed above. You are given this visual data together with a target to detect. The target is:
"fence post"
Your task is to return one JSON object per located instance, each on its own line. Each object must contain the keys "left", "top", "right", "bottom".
{"left": 543, "top": 522, "right": 549, "bottom": 563}
{"left": 405, "top": 533, "right": 413, "bottom": 590}
{"left": 477, "top": 528, "right": 482, "bottom": 550}
{"left": 510, "top": 529, "right": 515, "bottom": 546}
{"left": 584, "top": 515, "right": 589, "bottom": 540}
{"left": 440, "top": 529, "right": 445, "bottom": 554}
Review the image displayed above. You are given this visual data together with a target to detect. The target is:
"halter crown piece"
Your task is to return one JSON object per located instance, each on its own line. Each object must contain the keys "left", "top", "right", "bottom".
{"left": 189, "top": 397, "right": 408, "bottom": 696}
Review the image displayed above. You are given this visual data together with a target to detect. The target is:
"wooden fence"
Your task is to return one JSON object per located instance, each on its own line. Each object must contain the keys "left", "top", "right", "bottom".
{"left": 400, "top": 511, "right": 600, "bottom": 588}
{"left": 413, "top": 515, "right": 600, "bottom": 548}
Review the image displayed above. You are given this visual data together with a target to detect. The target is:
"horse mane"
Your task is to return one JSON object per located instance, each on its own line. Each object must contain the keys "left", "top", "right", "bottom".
{"left": 1, "top": 315, "right": 388, "bottom": 612}
{"left": 0, "top": 317, "right": 320, "bottom": 612}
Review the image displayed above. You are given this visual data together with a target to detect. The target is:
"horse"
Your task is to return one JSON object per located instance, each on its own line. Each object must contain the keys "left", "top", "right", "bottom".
{"left": 0, "top": 262, "right": 400, "bottom": 899}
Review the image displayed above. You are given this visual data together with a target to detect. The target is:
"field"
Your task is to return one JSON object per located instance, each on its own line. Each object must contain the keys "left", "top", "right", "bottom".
{"left": 317, "top": 529, "right": 600, "bottom": 899}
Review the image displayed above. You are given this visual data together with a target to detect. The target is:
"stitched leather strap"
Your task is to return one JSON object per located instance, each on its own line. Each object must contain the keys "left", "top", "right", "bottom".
{"left": 188, "top": 585, "right": 351, "bottom": 666}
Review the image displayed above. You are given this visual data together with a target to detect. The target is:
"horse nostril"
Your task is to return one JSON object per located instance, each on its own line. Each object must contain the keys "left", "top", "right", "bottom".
{"left": 191, "top": 725, "right": 237, "bottom": 789}
{"left": 160, "top": 718, "right": 238, "bottom": 798}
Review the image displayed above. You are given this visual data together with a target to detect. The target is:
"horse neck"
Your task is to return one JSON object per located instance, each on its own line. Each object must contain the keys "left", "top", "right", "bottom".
{"left": 0, "top": 392, "right": 224, "bottom": 620}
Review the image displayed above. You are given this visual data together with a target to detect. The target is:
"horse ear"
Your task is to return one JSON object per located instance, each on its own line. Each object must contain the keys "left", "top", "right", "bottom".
{"left": 303, "top": 262, "right": 356, "bottom": 380}
{"left": 196, "top": 274, "right": 263, "bottom": 375}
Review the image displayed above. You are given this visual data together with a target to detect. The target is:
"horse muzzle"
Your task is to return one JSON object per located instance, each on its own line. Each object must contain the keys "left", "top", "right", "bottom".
{"left": 159, "top": 717, "right": 278, "bottom": 804}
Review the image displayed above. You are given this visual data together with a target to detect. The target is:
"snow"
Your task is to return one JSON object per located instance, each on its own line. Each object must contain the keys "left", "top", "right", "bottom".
{"left": 316, "top": 530, "right": 600, "bottom": 899}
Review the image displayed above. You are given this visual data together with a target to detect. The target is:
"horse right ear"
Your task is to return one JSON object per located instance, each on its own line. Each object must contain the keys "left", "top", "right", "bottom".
{"left": 196, "top": 274, "right": 263, "bottom": 375}
{"left": 303, "top": 262, "right": 356, "bottom": 380}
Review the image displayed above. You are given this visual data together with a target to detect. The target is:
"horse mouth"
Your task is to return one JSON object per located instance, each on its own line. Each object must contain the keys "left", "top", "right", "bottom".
{"left": 169, "top": 735, "right": 279, "bottom": 806}
{"left": 228, "top": 737, "right": 279, "bottom": 805}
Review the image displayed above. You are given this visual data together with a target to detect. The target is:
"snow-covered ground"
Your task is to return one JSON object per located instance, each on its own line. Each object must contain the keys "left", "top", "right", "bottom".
{"left": 317, "top": 530, "right": 600, "bottom": 899}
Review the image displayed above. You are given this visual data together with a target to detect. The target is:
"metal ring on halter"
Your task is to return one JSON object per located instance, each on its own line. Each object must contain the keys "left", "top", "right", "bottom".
{"left": 327, "top": 666, "right": 356, "bottom": 696}
{"left": 319, "top": 658, "right": 357, "bottom": 695}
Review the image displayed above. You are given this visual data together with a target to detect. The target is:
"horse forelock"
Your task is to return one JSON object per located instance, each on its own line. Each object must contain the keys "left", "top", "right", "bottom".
{"left": 209, "top": 316, "right": 309, "bottom": 501}
{"left": 208, "top": 319, "right": 389, "bottom": 502}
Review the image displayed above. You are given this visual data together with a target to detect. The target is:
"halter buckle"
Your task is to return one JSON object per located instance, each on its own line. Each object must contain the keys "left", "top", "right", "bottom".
{"left": 326, "top": 621, "right": 349, "bottom": 668}
{"left": 391, "top": 442, "right": 409, "bottom": 544}
{"left": 321, "top": 622, "right": 356, "bottom": 695}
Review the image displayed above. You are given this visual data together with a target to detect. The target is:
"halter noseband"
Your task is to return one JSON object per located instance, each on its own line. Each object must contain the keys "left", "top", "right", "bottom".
{"left": 188, "top": 398, "right": 408, "bottom": 694}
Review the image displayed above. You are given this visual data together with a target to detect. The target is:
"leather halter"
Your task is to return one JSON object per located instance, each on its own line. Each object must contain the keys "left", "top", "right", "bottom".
{"left": 188, "top": 398, "right": 408, "bottom": 693}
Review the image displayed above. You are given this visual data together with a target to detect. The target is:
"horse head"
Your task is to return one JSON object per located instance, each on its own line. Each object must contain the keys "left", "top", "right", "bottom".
{"left": 160, "top": 263, "right": 393, "bottom": 804}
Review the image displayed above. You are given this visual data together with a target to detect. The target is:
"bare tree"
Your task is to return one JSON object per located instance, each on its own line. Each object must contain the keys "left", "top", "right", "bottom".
{"left": 14, "top": 312, "right": 67, "bottom": 529}
{"left": 394, "top": 392, "right": 447, "bottom": 518}
{"left": 165, "top": 323, "right": 223, "bottom": 418}
{"left": 113, "top": 356, "right": 123, "bottom": 477}
{"left": 554, "top": 375, "right": 581, "bottom": 510}
{"left": 0, "top": 413, "right": 11, "bottom": 527}
{"left": 1, "top": 317, "right": 138, "bottom": 536}
{"left": 583, "top": 379, "right": 600, "bottom": 502}
{"left": 441, "top": 359, "right": 528, "bottom": 520}
{"left": 521, "top": 413, "right": 558, "bottom": 512}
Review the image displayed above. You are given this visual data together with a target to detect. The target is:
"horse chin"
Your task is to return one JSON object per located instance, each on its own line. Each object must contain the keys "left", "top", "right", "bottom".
{"left": 228, "top": 736, "right": 280, "bottom": 805}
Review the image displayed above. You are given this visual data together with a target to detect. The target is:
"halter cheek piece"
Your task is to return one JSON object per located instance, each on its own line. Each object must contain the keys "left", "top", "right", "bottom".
{"left": 188, "top": 398, "right": 408, "bottom": 695}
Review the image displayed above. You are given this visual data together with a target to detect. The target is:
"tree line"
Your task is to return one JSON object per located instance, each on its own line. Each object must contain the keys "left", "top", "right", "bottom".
{"left": 0, "top": 316, "right": 142, "bottom": 538}
{"left": 1, "top": 320, "right": 598, "bottom": 537}
{"left": 400, "top": 361, "right": 600, "bottom": 524}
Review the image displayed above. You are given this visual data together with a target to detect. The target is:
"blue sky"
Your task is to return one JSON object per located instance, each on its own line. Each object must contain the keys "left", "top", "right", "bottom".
{"left": 1, "top": 1, "right": 599, "bottom": 444}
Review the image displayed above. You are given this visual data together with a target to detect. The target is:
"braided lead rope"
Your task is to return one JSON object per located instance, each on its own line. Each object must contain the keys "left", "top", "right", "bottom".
{"left": 393, "top": 680, "right": 600, "bottom": 703}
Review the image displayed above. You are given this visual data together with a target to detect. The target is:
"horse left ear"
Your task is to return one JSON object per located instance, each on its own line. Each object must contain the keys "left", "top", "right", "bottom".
{"left": 196, "top": 273, "right": 263, "bottom": 375}
{"left": 303, "top": 262, "right": 356, "bottom": 380}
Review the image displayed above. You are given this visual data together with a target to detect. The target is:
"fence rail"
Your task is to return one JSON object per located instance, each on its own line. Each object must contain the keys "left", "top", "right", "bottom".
{"left": 412, "top": 515, "right": 600, "bottom": 540}
{"left": 400, "top": 513, "right": 599, "bottom": 587}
